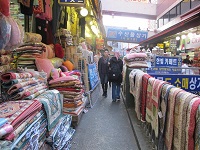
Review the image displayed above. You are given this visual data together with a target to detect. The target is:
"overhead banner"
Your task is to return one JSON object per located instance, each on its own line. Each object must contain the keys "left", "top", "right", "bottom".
{"left": 147, "top": 67, "right": 182, "bottom": 74}
{"left": 88, "top": 63, "right": 99, "bottom": 90}
{"left": 150, "top": 74, "right": 200, "bottom": 95}
{"left": 58, "top": 0, "right": 85, "bottom": 6}
{"left": 106, "top": 28, "right": 148, "bottom": 43}
{"left": 153, "top": 56, "right": 182, "bottom": 67}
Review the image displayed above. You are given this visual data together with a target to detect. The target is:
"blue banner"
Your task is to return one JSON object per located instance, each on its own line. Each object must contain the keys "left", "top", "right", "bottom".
{"left": 147, "top": 67, "right": 182, "bottom": 74}
{"left": 106, "top": 28, "right": 148, "bottom": 43}
{"left": 153, "top": 56, "right": 182, "bottom": 67}
{"left": 150, "top": 74, "right": 200, "bottom": 94}
{"left": 88, "top": 63, "right": 99, "bottom": 90}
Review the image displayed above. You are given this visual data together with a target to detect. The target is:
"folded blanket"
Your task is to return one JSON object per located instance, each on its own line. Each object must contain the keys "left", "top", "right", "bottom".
{"left": 49, "top": 80, "right": 81, "bottom": 88}
{"left": 0, "top": 72, "right": 33, "bottom": 82}
{"left": 141, "top": 74, "right": 151, "bottom": 122}
{"left": 185, "top": 97, "right": 200, "bottom": 150}
{"left": 52, "top": 88, "right": 82, "bottom": 92}
{"left": 125, "top": 61, "right": 148, "bottom": 68}
{"left": 60, "top": 90, "right": 83, "bottom": 96}
{"left": 0, "top": 124, "right": 13, "bottom": 138}
{"left": 158, "top": 84, "right": 174, "bottom": 150}
{"left": 124, "top": 53, "right": 147, "bottom": 60}
{"left": 49, "top": 76, "right": 76, "bottom": 85}
{"left": 63, "top": 100, "right": 83, "bottom": 108}
{"left": 165, "top": 88, "right": 183, "bottom": 150}
{"left": 124, "top": 57, "right": 146, "bottom": 62}
{"left": 24, "top": 89, "right": 47, "bottom": 100}
{"left": 35, "top": 90, "right": 63, "bottom": 131}
{"left": 0, "top": 100, "right": 42, "bottom": 140}
{"left": 2, "top": 77, "right": 37, "bottom": 89}
{"left": 8, "top": 79, "right": 43, "bottom": 95}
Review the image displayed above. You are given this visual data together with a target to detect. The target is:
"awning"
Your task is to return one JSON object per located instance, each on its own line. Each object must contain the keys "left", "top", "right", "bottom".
{"left": 139, "top": 6, "right": 200, "bottom": 46}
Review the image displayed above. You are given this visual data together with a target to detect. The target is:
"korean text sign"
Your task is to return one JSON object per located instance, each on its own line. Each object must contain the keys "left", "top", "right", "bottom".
{"left": 150, "top": 74, "right": 200, "bottom": 95}
{"left": 58, "top": 0, "right": 84, "bottom": 6}
{"left": 106, "top": 28, "right": 148, "bottom": 43}
{"left": 153, "top": 56, "right": 182, "bottom": 67}
{"left": 88, "top": 63, "right": 99, "bottom": 90}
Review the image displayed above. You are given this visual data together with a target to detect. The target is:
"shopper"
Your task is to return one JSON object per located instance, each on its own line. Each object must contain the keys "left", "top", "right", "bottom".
{"left": 183, "top": 55, "right": 193, "bottom": 66}
{"left": 98, "top": 49, "right": 109, "bottom": 97}
{"left": 109, "top": 52, "right": 123, "bottom": 102}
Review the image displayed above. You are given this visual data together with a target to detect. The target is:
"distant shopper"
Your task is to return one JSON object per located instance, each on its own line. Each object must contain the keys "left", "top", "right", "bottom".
{"left": 183, "top": 55, "right": 193, "bottom": 66}
{"left": 109, "top": 52, "right": 123, "bottom": 102}
{"left": 98, "top": 50, "right": 109, "bottom": 97}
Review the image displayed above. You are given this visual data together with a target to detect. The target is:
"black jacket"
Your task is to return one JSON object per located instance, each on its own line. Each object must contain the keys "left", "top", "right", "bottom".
{"left": 109, "top": 57, "right": 123, "bottom": 83}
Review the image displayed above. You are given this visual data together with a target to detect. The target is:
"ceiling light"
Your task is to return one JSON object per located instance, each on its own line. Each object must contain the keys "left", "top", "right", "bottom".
{"left": 176, "top": 36, "right": 180, "bottom": 40}
{"left": 181, "top": 35, "right": 186, "bottom": 39}
{"left": 80, "top": 8, "right": 88, "bottom": 17}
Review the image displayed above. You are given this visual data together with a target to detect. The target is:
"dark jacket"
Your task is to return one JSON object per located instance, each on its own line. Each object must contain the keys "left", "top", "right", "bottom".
{"left": 98, "top": 57, "right": 109, "bottom": 84}
{"left": 109, "top": 57, "right": 123, "bottom": 83}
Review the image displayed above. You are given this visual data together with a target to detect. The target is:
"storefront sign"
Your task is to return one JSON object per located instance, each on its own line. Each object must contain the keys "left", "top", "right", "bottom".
{"left": 153, "top": 56, "right": 182, "bottom": 67}
{"left": 185, "top": 35, "right": 200, "bottom": 49}
{"left": 88, "top": 63, "right": 99, "bottom": 90}
{"left": 147, "top": 67, "right": 182, "bottom": 74}
{"left": 58, "top": 0, "right": 85, "bottom": 6}
{"left": 106, "top": 28, "right": 148, "bottom": 43}
{"left": 150, "top": 74, "right": 200, "bottom": 95}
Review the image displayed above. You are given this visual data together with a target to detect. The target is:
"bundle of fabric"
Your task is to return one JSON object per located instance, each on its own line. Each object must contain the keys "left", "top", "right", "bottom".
{"left": 35, "top": 90, "right": 63, "bottom": 131}
{"left": 49, "top": 71, "right": 84, "bottom": 115}
{"left": 172, "top": 91, "right": 198, "bottom": 150}
{"left": 55, "top": 28, "right": 73, "bottom": 47}
{"left": 158, "top": 84, "right": 174, "bottom": 150}
{"left": 164, "top": 87, "right": 183, "bottom": 150}
{"left": 141, "top": 74, "right": 151, "bottom": 122}
{"left": 0, "top": 71, "right": 47, "bottom": 100}
{"left": 46, "top": 115, "right": 75, "bottom": 150}
{"left": 129, "top": 69, "right": 146, "bottom": 120}
{"left": 5, "top": 111, "right": 48, "bottom": 150}
{"left": 12, "top": 42, "right": 46, "bottom": 70}
{"left": 124, "top": 52, "right": 148, "bottom": 68}
{"left": 0, "top": 50, "right": 12, "bottom": 74}
{"left": 0, "top": 100, "right": 42, "bottom": 141}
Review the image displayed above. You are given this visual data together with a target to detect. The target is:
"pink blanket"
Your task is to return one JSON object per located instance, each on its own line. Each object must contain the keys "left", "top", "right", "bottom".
{"left": 0, "top": 72, "right": 33, "bottom": 82}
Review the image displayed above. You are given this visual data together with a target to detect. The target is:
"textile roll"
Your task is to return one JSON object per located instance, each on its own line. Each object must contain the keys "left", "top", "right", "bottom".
{"left": 141, "top": 74, "right": 151, "bottom": 122}
{"left": 24, "top": 89, "right": 47, "bottom": 100}
{"left": 164, "top": 88, "right": 183, "bottom": 150}
{"left": 0, "top": 124, "right": 13, "bottom": 138}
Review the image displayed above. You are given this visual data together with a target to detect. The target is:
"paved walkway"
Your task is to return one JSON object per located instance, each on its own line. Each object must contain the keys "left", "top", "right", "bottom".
{"left": 71, "top": 86, "right": 152, "bottom": 150}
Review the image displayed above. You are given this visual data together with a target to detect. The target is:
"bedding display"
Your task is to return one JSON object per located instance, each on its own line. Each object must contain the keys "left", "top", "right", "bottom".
{"left": 128, "top": 69, "right": 200, "bottom": 150}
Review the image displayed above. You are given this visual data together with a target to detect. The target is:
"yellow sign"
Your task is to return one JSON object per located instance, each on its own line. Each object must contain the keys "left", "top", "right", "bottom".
{"left": 157, "top": 43, "right": 164, "bottom": 49}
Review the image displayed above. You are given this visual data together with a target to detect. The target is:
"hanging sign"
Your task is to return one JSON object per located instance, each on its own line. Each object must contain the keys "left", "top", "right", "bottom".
{"left": 150, "top": 74, "right": 200, "bottom": 95}
{"left": 153, "top": 56, "right": 182, "bottom": 67}
{"left": 88, "top": 63, "right": 99, "bottom": 90}
{"left": 58, "top": 0, "right": 85, "bottom": 6}
{"left": 106, "top": 28, "right": 148, "bottom": 43}
{"left": 147, "top": 67, "right": 182, "bottom": 74}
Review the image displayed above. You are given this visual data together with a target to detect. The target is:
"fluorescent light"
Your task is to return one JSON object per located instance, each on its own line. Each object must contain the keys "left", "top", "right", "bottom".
{"left": 80, "top": 8, "right": 88, "bottom": 17}
{"left": 176, "top": 36, "right": 180, "bottom": 40}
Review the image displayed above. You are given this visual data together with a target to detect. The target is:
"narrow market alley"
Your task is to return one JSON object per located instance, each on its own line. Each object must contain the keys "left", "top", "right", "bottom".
{"left": 71, "top": 87, "right": 152, "bottom": 150}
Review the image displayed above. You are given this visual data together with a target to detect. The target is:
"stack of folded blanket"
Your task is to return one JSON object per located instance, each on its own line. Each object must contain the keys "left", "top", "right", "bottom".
{"left": 12, "top": 43, "right": 46, "bottom": 70}
{"left": 124, "top": 52, "right": 148, "bottom": 68}
{"left": 49, "top": 71, "right": 85, "bottom": 115}
{"left": 46, "top": 115, "right": 75, "bottom": 150}
{"left": 0, "top": 71, "right": 47, "bottom": 100}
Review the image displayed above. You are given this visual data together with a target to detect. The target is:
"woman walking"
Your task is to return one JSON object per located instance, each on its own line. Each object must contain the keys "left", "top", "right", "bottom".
{"left": 109, "top": 52, "right": 123, "bottom": 102}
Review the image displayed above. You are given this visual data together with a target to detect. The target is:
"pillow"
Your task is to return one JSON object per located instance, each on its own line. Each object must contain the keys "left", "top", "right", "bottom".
{"left": 59, "top": 65, "right": 68, "bottom": 72}
{"left": 50, "top": 68, "right": 60, "bottom": 80}
{"left": 50, "top": 57, "right": 64, "bottom": 68}
{"left": 54, "top": 43, "right": 64, "bottom": 59}
{"left": 63, "top": 60, "right": 74, "bottom": 71}
{"left": 35, "top": 58, "right": 54, "bottom": 78}
{"left": 49, "top": 76, "right": 76, "bottom": 84}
